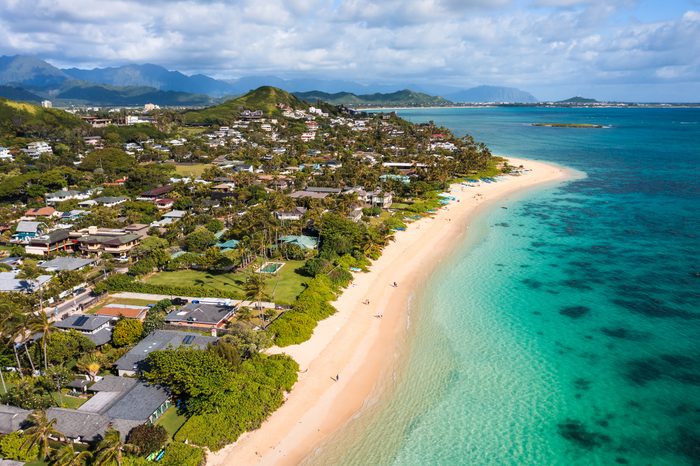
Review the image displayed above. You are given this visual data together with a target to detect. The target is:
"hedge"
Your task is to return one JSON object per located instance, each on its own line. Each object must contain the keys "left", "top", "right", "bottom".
{"left": 267, "top": 275, "right": 341, "bottom": 347}
{"left": 94, "top": 274, "right": 243, "bottom": 299}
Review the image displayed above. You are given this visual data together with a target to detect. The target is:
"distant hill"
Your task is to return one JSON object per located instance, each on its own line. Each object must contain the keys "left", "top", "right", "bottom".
{"left": 557, "top": 96, "right": 599, "bottom": 103}
{"left": 56, "top": 83, "right": 213, "bottom": 106}
{"left": 446, "top": 86, "right": 537, "bottom": 103}
{"left": 295, "top": 89, "right": 451, "bottom": 107}
{"left": 0, "top": 85, "right": 43, "bottom": 103}
{"left": 63, "top": 63, "right": 233, "bottom": 97}
{"left": 0, "top": 55, "right": 68, "bottom": 89}
{"left": 0, "top": 97, "right": 87, "bottom": 140}
{"left": 182, "top": 86, "right": 308, "bottom": 124}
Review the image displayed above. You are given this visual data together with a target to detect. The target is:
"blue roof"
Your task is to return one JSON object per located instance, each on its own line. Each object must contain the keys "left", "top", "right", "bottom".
{"left": 279, "top": 235, "right": 318, "bottom": 249}
{"left": 217, "top": 239, "right": 240, "bottom": 249}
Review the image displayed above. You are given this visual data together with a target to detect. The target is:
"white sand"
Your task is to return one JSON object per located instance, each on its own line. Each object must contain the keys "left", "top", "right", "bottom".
{"left": 208, "top": 158, "right": 571, "bottom": 465}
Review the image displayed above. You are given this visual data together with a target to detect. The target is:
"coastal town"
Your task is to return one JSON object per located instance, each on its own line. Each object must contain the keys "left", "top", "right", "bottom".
{"left": 0, "top": 86, "right": 507, "bottom": 465}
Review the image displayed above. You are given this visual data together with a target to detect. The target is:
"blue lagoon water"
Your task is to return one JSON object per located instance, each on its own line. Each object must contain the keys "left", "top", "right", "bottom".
{"left": 305, "top": 107, "right": 700, "bottom": 465}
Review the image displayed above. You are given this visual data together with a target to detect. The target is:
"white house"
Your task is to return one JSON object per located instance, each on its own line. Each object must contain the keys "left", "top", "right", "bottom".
{"left": 0, "top": 147, "right": 12, "bottom": 161}
{"left": 23, "top": 141, "right": 52, "bottom": 158}
{"left": 45, "top": 188, "right": 94, "bottom": 205}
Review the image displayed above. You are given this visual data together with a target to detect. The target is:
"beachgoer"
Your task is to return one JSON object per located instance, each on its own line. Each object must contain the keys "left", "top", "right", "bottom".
{"left": 336, "top": 374, "right": 339, "bottom": 381}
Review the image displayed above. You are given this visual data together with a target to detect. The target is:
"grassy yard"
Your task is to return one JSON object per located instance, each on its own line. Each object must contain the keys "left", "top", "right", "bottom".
{"left": 143, "top": 260, "right": 310, "bottom": 305}
{"left": 88, "top": 296, "right": 158, "bottom": 313}
{"left": 156, "top": 406, "right": 188, "bottom": 439}
{"left": 53, "top": 391, "right": 87, "bottom": 409}
{"left": 168, "top": 163, "right": 212, "bottom": 178}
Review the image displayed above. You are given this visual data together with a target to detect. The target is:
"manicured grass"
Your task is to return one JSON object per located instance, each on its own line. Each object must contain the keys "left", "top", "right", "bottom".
{"left": 168, "top": 163, "right": 212, "bottom": 178}
{"left": 88, "top": 296, "right": 158, "bottom": 313}
{"left": 53, "top": 391, "right": 87, "bottom": 409}
{"left": 143, "top": 260, "right": 310, "bottom": 305}
{"left": 157, "top": 406, "right": 188, "bottom": 439}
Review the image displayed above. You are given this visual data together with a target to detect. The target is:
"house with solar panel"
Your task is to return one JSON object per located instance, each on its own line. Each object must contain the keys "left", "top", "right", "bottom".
{"left": 114, "top": 330, "right": 217, "bottom": 376}
{"left": 165, "top": 302, "right": 236, "bottom": 331}
{"left": 54, "top": 314, "right": 113, "bottom": 346}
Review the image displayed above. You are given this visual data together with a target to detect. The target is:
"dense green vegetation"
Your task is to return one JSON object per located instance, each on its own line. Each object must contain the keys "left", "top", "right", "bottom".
{"left": 0, "top": 97, "right": 87, "bottom": 142}
{"left": 143, "top": 340, "right": 298, "bottom": 451}
{"left": 295, "top": 89, "right": 452, "bottom": 107}
{"left": 182, "top": 86, "right": 309, "bottom": 124}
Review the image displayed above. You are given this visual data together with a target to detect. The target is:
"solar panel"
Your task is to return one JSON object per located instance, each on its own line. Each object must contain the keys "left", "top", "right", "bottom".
{"left": 182, "top": 335, "right": 195, "bottom": 345}
{"left": 74, "top": 316, "right": 89, "bottom": 327}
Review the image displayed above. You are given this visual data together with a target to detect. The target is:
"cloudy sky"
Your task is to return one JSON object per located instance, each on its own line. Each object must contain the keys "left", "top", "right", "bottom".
{"left": 1, "top": 0, "right": 699, "bottom": 101}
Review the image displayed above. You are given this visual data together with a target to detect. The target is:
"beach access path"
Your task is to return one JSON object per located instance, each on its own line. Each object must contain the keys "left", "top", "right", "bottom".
{"left": 208, "top": 157, "right": 572, "bottom": 466}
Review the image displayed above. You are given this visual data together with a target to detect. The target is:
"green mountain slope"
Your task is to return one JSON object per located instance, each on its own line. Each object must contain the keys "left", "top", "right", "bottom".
{"left": 0, "top": 85, "right": 43, "bottom": 103}
{"left": 557, "top": 96, "right": 599, "bottom": 103}
{"left": 0, "top": 97, "right": 87, "bottom": 140}
{"left": 56, "top": 82, "right": 213, "bottom": 106}
{"left": 182, "top": 86, "right": 308, "bottom": 124}
{"left": 295, "top": 89, "right": 451, "bottom": 107}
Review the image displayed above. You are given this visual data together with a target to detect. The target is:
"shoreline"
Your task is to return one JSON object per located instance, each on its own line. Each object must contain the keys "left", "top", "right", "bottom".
{"left": 208, "top": 157, "right": 573, "bottom": 466}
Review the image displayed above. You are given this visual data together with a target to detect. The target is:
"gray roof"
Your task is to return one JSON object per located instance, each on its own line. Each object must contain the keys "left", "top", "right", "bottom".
{"left": 162, "top": 210, "right": 186, "bottom": 218}
{"left": 46, "top": 407, "right": 110, "bottom": 442}
{"left": 114, "top": 330, "right": 217, "bottom": 373}
{"left": 0, "top": 272, "right": 52, "bottom": 292}
{"left": 47, "top": 381, "right": 169, "bottom": 441}
{"left": 93, "top": 196, "right": 127, "bottom": 204}
{"left": 55, "top": 314, "right": 111, "bottom": 332}
{"left": 40, "top": 257, "right": 96, "bottom": 272}
{"left": 90, "top": 375, "right": 137, "bottom": 393}
{"left": 46, "top": 189, "right": 80, "bottom": 198}
{"left": 15, "top": 221, "right": 41, "bottom": 233}
{"left": 28, "top": 229, "right": 70, "bottom": 245}
{"left": 106, "top": 383, "right": 169, "bottom": 422}
{"left": 86, "top": 328, "right": 113, "bottom": 346}
{"left": 166, "top": 302, "right": 235, "bottom": 325}
{"left": 0, "top": 404, "right": 30, "bottom": 434}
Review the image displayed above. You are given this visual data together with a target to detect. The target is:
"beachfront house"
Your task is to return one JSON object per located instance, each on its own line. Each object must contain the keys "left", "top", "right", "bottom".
{"left": 114, "top": 329, "right": 218, "bottom": 376}
{"left": 46, "top": 376, "right": 170, "bottom": 443}
{"left": 164, "top": 302, "right": 236, "bottom": 331}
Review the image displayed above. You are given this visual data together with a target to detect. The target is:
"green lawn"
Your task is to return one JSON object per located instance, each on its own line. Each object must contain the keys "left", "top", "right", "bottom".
{"left": 53, "top": 391, "right": 87, "bottom": 409}
{"left": 168, "top": 163, "right": 212, "bottom": 178}
{"left": 143, "top": 260, "right": 310, "bottom": 305}
{"left": 156, "top": 406, "right": 188, "bottom": 439}
{"left": 88, "top": 297, "right": 158, "bottom": 313}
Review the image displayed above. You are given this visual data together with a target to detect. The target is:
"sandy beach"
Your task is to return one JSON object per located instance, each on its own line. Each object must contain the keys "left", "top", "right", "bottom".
{"left": 208, "top": 157, "right": 571, "bottom": 466}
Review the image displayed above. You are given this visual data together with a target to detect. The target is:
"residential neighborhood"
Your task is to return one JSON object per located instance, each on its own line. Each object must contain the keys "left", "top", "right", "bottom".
{"left": 0, "top": 84, "right": 501, "bottom": 464}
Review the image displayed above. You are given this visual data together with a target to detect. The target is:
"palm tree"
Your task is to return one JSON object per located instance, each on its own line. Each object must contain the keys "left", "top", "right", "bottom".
{"left": 28, "top": 312, "right": 53, "bottom": 371}
{"left": 76, "top": 354, "right": 101, "bottom": 381}
{"left": 50, "top": 444, "right": 92, "bottom": 466}
{"left": 92, "top": 428, "right": 139, "bottom": 466}
{"left": 22, "top": 410, "right": 63, "bottom": 460}
{"left": 244, "top": 273, "right": 270, "bottom": 321}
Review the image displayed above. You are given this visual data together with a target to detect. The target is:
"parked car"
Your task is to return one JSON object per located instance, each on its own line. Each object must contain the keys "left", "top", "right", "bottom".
{"left": 172, "top": 297, "right": 188, "bottom": 305}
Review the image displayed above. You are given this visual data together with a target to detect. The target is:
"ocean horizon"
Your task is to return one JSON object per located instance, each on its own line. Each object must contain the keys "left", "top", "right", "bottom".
{"left": 303, "top": 107, "right": 700, "bottom": 465}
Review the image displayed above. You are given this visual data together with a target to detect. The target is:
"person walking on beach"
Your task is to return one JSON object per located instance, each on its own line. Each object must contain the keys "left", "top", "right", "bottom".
{"left": 336, "top": 374, "right": 340, "bottom": 381}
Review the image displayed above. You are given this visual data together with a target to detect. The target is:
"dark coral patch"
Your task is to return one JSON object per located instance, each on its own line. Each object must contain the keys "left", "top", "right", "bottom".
{"left": 560, "top": 306, "right": 591, "bottom": 319}
{"left": 557, "top": 419, "right": 611, "bottom": 449}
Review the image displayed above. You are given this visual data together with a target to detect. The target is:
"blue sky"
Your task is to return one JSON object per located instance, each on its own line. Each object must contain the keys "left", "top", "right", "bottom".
{"left": 0, "top": 0, "right": 698, "bottom": 101}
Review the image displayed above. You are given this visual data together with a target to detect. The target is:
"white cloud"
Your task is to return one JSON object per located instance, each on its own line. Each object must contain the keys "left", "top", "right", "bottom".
{"left": 0, "top": 0, "right": 697, "bottom": 99}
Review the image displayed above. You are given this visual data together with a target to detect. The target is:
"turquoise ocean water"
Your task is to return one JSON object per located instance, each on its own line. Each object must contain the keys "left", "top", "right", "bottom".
{"left": 303, "top": 107, "right": 700, "bottom": 465}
